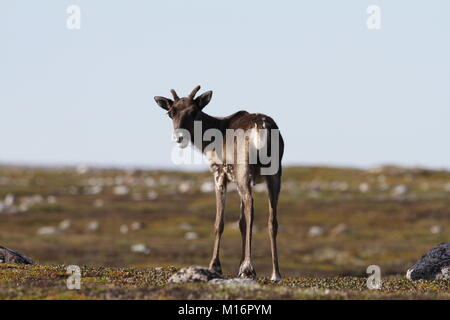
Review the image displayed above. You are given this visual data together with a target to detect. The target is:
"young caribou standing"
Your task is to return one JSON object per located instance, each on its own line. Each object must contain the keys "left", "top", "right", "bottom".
{"left": 154, "top": 86, "right": 284, "bottom": 280}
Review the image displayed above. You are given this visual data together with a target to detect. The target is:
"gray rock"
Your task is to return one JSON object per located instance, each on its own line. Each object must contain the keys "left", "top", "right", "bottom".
{"left": 168, "top": 266, "right": 224, "bottom": 283}
{"left": 209, "top": 278, "right": 257, "bottom": 285}
{"left": 0, "top": 245, "right": 34, "bottom": 265}
{"left": 406, "top": 242, "right": 450, "bottom": 280}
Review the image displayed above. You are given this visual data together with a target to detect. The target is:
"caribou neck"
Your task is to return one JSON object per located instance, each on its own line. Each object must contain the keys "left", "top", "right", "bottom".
{"left": 190, "top": 111, "right": 226, "bottom": 153}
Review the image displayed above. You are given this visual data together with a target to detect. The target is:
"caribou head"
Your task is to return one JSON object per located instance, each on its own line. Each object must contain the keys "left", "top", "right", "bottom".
{"left": 154, "top": 85, "right": 212, "bottom": 147}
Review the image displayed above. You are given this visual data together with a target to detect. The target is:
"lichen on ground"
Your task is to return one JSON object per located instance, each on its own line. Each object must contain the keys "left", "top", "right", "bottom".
{"left": 0, "top": 264, "right": 448, "bottom": 300}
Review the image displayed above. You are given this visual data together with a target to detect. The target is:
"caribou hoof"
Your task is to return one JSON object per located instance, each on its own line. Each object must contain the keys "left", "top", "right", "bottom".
{"left": 209, "top": 260, "right": 222, "bottom": 275}
{"left": 238, "top": 260, "right": 256, "bottom": 278}
{"left": 270, "top": 272, "right": 282, "bottom": 282}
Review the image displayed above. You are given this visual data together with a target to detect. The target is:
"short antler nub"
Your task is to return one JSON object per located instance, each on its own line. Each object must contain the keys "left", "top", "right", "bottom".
{"left": 189, "top": 85, "right": 201, "bottom": 99}
{"left": 170, "top": 89, "right": 180, "bottom": 101}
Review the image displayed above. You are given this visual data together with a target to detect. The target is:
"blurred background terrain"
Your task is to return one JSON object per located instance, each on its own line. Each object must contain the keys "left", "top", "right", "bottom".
{"left": 1, "top": 165, "right": 448, "bottom": 278}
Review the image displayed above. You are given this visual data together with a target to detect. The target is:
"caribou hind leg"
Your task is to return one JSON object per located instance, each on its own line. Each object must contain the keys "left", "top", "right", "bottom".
{"left": 236, "top": 167, "right": 256, "bottom": 278}
{"left": 266, "top": 172, "right": 282, "bottom": 281}
{"left": 238, "top": 199, "right": 246, "bottom": 267}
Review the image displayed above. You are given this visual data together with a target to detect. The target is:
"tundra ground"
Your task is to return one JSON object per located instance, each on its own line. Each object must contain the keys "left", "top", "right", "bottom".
{"left": 0, "top": 165, "right": 449, "bottom": 299}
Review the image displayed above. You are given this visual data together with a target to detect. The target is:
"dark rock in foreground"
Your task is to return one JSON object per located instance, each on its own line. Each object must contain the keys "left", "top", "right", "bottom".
{"left": 0, "top": 245, "right": 34, "bottom": 265}
{"left": 168, "top": 266, "right": 224, "bottom": 283}
{"left": 406, "top": 242, "right": 450, "bottom": 280}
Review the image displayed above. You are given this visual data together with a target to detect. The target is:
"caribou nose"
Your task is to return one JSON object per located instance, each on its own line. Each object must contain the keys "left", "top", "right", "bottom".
{"left": 172, "top": 131, "right": 183, "bottom": 144}
{"left": 172, "top": 129, "right": 189, "bottom": 149}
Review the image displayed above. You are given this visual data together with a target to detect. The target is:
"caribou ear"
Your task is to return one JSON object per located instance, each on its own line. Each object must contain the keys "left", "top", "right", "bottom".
{"left": 195, "top": 91, "right": 213, "bottom": 110}
{"left": 154, "top": 96, "right": 173, "bottom": 111}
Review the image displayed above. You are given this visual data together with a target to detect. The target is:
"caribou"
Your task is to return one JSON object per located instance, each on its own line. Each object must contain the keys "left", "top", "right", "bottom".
{"left": 154, "top": 86, "right": 284, "bottom": 280}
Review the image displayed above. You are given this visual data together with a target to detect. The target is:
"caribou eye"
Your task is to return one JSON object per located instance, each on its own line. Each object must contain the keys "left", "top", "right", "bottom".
{"left": 167, "top": 109, "right": 176, "bottom": 118}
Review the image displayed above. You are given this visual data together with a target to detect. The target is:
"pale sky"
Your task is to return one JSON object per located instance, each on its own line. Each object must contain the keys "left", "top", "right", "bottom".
{"left": 1, "top": 1, "right": 449, "bottom": 170}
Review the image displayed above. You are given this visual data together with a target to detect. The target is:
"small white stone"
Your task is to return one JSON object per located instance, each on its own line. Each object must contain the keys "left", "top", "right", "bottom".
{"left": 144, "top": 177, "right": 156, "bottom": 187}
{"left": 130, "top": 222, "right": 143, "bottom": 231}
{"left": 86, "top": 221, "right": 99, "bottom": 232}
{"left": 37, "top": 226, "right": 59, "bottom": 236}
{"left": 308, "top": 226, "right": 324, "bottom": 237}
{"left": 131, "top": 244, "right": 151, "bottom": 254}
{"left": 28, "top": 195, "right": 43, "bottom": 205}
{"left": 359, "top": 183, "right": 370, "bottom": 193}
{"left": 179, "top": 223, "right": 193, "bottom": 231}
{"left": 47, "top": 196, "right": 57, "bottom": 204}
{"left": 76, "top": 165, "right": 89, "bottom": 175}
{"left": 430, "top": 225, "right": 442, "bottom": 234}
{"left": 113, "top": 185, "right": 130, "bottom": 196}
{"left": 147, "top": 191, "right": 158, "bottom": 200}
{"left": 178, "top": 181, "right": 193, "bottom": 194}
{"left": 84, "top": 185, "right": 103, "bottom": 195}
{"left": 59, "top": 219, "right": 71, "bottom": 230}
{"left": 119, "top": 224, "right": 129, "bottom": 234}
{"left": 185, "top": 232, "right": 199, "bottom": 240}
{"left": 3, "top": 194, "right": 15, "bottom": 207}
{"left": 392, "top": 185, "right": 408, "bottom": 198}
{"left": 18, "top": 203, "right": 29, "bottom": 213}
{"left": 337, "top": 182, "right": 349, "bottom": 192}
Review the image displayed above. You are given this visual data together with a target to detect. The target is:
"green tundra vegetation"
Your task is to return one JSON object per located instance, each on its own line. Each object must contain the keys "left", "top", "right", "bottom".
{"left": 0, "top": 165, "right": 449, "bottom": 299}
